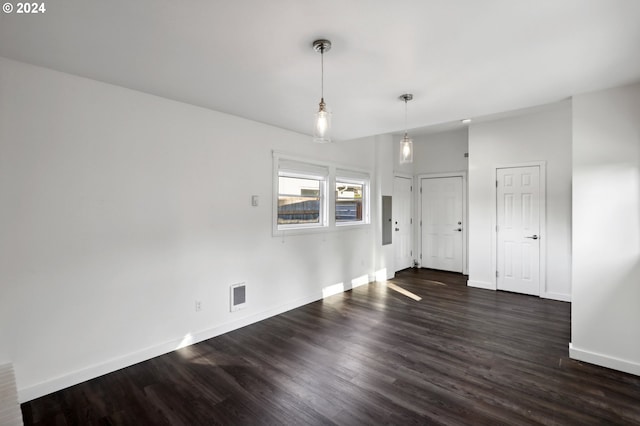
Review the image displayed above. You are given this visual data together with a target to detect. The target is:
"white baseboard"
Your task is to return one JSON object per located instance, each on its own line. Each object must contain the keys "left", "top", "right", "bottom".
{"left": 352, "top": 275, "right": 372, "bottom": 288}
{"left": 373, "top": 268, "right": 394, "bottom": 282}
{"left": 542, "top": 292, "right": 571, "bottom": 302}
{"left": 18, "top": 291, "right": 324, "bottom": 403}
{"left": 467, "top": 279, "right": 495, "bottom": 290}
{"left": 569, "top": 343, "right": 640, "bottom": 376}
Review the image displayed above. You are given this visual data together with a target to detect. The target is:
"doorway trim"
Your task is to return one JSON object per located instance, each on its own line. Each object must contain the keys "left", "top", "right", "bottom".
{"left": 492, "top": 161, "right": 547, "bottom": 297}
{"left": 393, "top": 173, "right": 414, "bottom": 273}
{"left": 417, "top": 171, "right": 468, "bottom": 275}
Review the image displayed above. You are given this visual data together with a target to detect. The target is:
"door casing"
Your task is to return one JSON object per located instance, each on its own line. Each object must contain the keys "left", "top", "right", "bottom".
{"left": 492, "top": 161, "right": 547, "bottom": 297}
{"left": 393, "top": 174, "right": 414, "bottom": 272}
{"left": 417, "top": 172, "right": 467, "bottom": 275}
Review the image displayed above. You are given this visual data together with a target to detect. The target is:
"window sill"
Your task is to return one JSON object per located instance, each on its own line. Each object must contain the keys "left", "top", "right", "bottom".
{"left": 273, "top": 222, "right": 370, "bottom": 237}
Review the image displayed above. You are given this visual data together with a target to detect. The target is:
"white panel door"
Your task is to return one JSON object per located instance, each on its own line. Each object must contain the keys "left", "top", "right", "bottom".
{"left": 496, "top": 166, "right": 540, "bottom": 296}
{"left": 393, "top": 176, "right": 413, "bottom": 271}
{"left": 421, "top": 177, "right": 463, "bottom": 272}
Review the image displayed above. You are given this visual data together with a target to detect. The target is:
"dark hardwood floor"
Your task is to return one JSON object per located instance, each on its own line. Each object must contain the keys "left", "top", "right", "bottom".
{"left": 22, "top": 268, "right": 640, "bottom": 425}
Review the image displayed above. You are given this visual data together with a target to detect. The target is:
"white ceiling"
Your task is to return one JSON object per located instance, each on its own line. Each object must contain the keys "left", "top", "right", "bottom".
{"left": 1, "top": 0, "right": 640, "bottom": 141}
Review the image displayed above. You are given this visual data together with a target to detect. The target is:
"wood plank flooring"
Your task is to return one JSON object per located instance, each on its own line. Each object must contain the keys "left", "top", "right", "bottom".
{"left": 21, "top": 268, "right": 640, "bottom": 425}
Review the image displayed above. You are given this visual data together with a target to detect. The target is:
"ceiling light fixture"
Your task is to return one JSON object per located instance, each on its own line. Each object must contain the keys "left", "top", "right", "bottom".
{"left": 313, "top": 39, "right": 332, "bottom": 143}
{"left": 399, "top": 94, "right": 414, "bottom": 164}
{"left": 461, "top": 118, "right": 472, "bottom": 124}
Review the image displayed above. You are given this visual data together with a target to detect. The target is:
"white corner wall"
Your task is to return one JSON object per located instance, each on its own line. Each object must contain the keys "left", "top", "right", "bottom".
{"left": 0, "top": 57, "right": 382, "bottom": 401}
{"left": 413, "top": 128, "right": 469, "bottom": 175}
{"left": 467, "top": 101, "right": 572, "bottom": 300}
{"left": 570, "top": 83, "right": 640, "bottom": 375}
{"left": 373, "top": 134, "right": 396, "bottom": 280}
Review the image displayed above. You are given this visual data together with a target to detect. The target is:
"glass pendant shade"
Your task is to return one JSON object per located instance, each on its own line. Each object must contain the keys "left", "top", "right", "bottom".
{"left": 313, "top": 98, "right": 331, "bottom": 143}
{"left": 398, "top": 93, "right": 414, "bottom": 164}
{"left": 399, "top": 133, "right": 413, "bottom": 164}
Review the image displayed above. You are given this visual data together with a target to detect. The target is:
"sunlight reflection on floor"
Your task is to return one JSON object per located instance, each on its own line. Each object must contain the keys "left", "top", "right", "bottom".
{"left": 386, "top": 282, "right": 422, "bottom": 301}
{"left": 424, "top": 279, "right": 447, "bottom": 286}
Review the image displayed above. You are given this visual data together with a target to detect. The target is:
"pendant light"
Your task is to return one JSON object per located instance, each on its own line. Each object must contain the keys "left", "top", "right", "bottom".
{"left": 313, "top": 39, "right": 332, "bottom": 143}
{"left": 399, "top": 94, "right": 414, "bottom": 164}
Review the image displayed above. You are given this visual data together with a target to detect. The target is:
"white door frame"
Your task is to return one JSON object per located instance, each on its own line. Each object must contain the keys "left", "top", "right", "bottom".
{"left": 417, "top": 171, "right": 468, "bottom": 275}
{"left": 393, "top": 173, "right": 414, "bottom": 272}
{"left": 492, "top": 161, "right": 547, "bottom": 297}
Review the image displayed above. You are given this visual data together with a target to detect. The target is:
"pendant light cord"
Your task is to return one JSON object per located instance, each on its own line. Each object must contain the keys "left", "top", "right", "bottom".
{"left": 320, "top": 47, "right": 324, "bottom": 101}
{"left": 404, "top": 97, "right": 408, "bottom": 136}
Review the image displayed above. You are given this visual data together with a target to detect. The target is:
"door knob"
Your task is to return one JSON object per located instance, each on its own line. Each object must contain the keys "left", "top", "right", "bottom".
{"left": 395, "top": 228, "right": 400, "bottom": 231}
{"left": 454, "top": 228, "right": 462, "bottom": 232}
{"left": 525, "top": 235, "right": 539, "bottom": 240}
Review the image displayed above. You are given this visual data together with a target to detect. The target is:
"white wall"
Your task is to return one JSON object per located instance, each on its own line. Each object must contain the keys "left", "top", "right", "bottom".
{"left": 570, "top": 83, "right": 640, "bottom": 375}
{"left": 373, "top": 134, "right": 396, "bottom": 280}
{"left": 413, "top": 128, "right": 469, "bottom": 175}
{"left": 0, "top": 57, "right": 382, "bottom": 401}
{"left": 467, "top": 101, "right": 572, "bottom": 300}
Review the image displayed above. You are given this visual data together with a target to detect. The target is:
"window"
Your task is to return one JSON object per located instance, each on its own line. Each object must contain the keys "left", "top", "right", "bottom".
{"left": 278, "top": 176, "right": 322, "bottom": 226}
{"left": 335, "top": 181, "right": 364, "bottom": 222}
{"left": 275, "top": 157, "right": 328, "bottom": 230}
{"left": 273, "top": 153, "right": 370, "bottom": 233}
{"left": 335, "top": 169, "right": 369, "bottom": 226}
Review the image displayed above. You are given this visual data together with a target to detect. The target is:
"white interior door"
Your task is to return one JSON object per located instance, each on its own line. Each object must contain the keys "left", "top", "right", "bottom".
{"left": 421, "top": 177, "right": 463, "bottom": 273}
{"left": 393, "top": 176, "right": 413, "bottom": 272}
{"left": 496, "top": 166, "right": 540, "bottom": 296}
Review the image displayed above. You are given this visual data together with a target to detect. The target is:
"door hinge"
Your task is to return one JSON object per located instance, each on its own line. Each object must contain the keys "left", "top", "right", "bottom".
{"left": 496, "top": 180, "right": 498, "bottom": 187}
{"left": 420, "top": 253, "right": 423, "bottom": 260}
{"left": 410, "top": 185, "right": 413, "bottom": 192}
{"left": 420, "top": 220, "right": 422, "bottom": 227}
{"left": 496, "top": 225, "right": 499, "bottom": 232}
{"left": 496, "top": 270, "right": 499, "bottom": 278}
{"left": 410, "top": 250, "right": 413, "bottom": 256}
{"left": 420, "top": 187, "right": 422, "bottom": 194}
{"left": 410, "top": 218, "right": 413, "bottom": 225}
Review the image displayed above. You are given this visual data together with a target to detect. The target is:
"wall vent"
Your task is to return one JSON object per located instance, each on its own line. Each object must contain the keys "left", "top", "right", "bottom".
{"left": 0, "top": 363, "right": 23, "bottom": 426}
{"left": 230, "top": 283, "right": 246, "bottom": 312}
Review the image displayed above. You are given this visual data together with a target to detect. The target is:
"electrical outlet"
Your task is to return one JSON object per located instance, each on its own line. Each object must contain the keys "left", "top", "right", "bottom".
{"left": 195, "top": 300, "right": 202, "bottom": 312}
